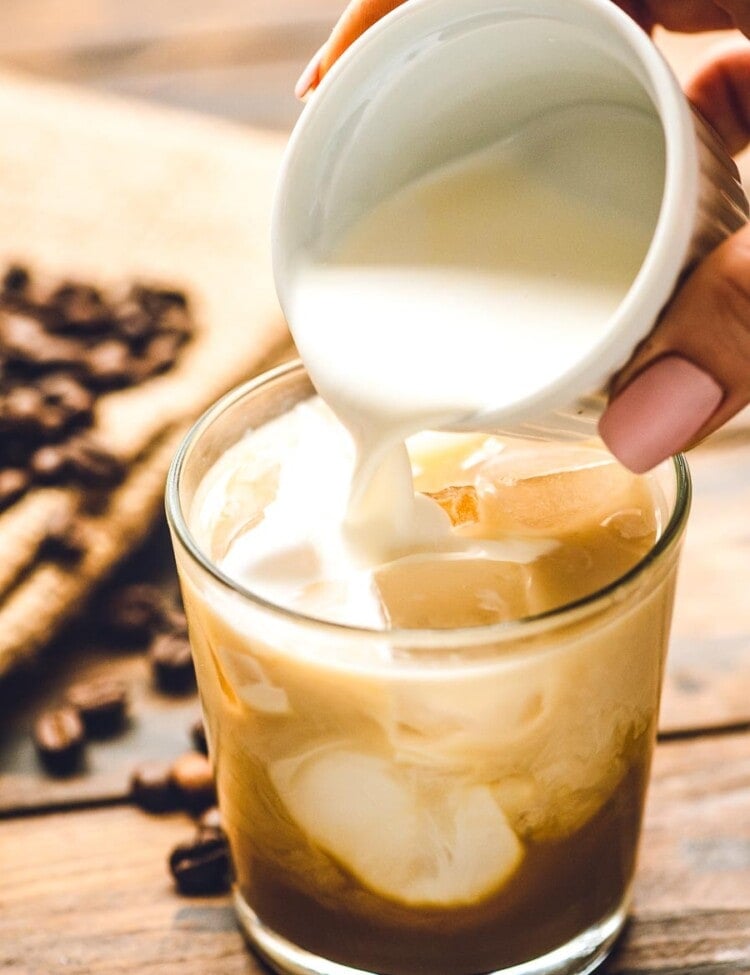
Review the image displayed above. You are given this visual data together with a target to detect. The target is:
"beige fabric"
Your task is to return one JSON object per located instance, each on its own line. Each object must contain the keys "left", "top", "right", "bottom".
{"left": 0, "top": 69, "right": 290, "bottom": 676}
{"left": 0, "top": 430, "right": 183, "bottom": 676}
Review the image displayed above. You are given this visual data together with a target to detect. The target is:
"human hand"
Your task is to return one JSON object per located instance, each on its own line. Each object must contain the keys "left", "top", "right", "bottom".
{"left": 295, "top": 2, "right": 750, "bottom": 472}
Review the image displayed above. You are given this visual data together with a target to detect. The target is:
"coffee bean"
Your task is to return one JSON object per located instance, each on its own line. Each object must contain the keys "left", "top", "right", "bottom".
{"left": 131, "top": 284, "right": 188, "bottom": 317}
{"left": 0, "top": 311, "right": 86, "bottom": 370}
{"left": 169, "top": 827, "right": 231, "bottom": 895}
{"left": 198, "top": 806, "right": 222, "bottom": 831}
{"left": 0, "top": 467, "right": 29, "bottom": 511}
{"left": 137, "top": 331, "right": 184, "bottom": 379}
{"left": 37, "top": 403, "right": 70, "bottom": 438}
{"left": 40, "top": 510, "right": 87, "bottom": 563}
{"left": 34, "top": 707, "right": 85, "bottom": 775}
{"left": 0, "top": 437, "right": 30, "bottom": 469}
{"left": 157, "top": 303, "right": 194, "bottom": 338}
{"left": 2, "top": 264, "right": 30, "bottom": 295}
{"left": 130, "top": 761, "right": 179, "bottom": 813}
{"left": 2, "top": 386, "right": 44, "bottom": 427}
{"left": 84, "top": 338, "right": 134, "bottom": 389}
{"left": 49, "top": 282, "right": 109, "bottom": 331}
{"left": 31, "top": 444, "right": 70, "bottom": 483}
{"left": 1, "top": 385, "right": 45, "bottom": 433}
{"left": 171, "top": 752, "right": 216, "bottom": 813}
{"left": 114, "top": 299, "right": 156, "bottom": 345}
{"left": 166, "top": 604, "right": 188, "bottom": 637}
{"left": 150, "top": 633, "right": 195, "bottom": 694}
{"left": 0, "top": 273, "right": 44, "bottom": 317}
{"left": 156, "top": 288, "right": 188, "bottom": 311}
{"left": 0, "top": 386, "right": 73, "bottom": 441}
{"left": 190, "top": 717, "right": 208, "bottom": 756}
{"left": 66, "top": 436, "right": 125, "bottom": 487}
{"left": 66, "top": 678, "right": 127, "bottom": 736}
{"left": 106, "top": 584, "right": 168, "bottom": 643}
{"left": 39, "top": 373, "right": 94, "bottom": 425}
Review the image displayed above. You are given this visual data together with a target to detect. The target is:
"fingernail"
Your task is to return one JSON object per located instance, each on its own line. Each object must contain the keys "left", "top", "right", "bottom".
{"left": 295, "top": 54, "right": 322, "bottom": 99}
{"left": 598, "top": 356, "right": 723, "bottom": 473}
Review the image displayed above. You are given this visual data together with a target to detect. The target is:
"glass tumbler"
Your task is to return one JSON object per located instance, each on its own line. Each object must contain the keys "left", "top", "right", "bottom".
{"left": 166, "top": 361, "right": 690, "bottom": 975}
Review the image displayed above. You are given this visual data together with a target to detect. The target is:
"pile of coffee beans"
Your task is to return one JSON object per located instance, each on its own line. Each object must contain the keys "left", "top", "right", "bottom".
{"left": 129, "top": 718, "right": 231, "bottom": 897}
{"left": 168, "top": 801, "right": 231, "bottom": 896}
{"left": 32, "top": 584, "right": 191, "bottom": 774}
{"left": 33, "top": 677, "right": 129, "bottom": 774}
{"left": 0, "top": 264, "right": 195, "bottom": 515}
{"left": 31, "top": 578, "right": 230, "bottom": 896}
{"left": 106, "top": 584, "right": 194, "bottom": 693}
{"left": 130, "top": 748, "right": 215, "bottom": 815}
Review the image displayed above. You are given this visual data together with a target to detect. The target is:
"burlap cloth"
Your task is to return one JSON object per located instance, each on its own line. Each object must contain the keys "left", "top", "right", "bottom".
{"left": 0, "top": 70, "right": 290, "bottom": 677}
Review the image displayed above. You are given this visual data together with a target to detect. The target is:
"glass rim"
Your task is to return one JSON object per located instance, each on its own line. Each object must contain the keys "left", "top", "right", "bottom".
{"left": 166, "top": 360, "right": 691, "bottom": 647}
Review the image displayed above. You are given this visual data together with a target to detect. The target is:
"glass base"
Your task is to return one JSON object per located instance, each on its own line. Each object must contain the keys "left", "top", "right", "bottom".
{"left": 233, "top": 888, "right": 628, "bottom": 975}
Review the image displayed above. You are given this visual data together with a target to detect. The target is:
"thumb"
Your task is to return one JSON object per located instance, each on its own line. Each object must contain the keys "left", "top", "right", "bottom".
{"left": 598, "top": 223, "right": 750, "bottom": 472}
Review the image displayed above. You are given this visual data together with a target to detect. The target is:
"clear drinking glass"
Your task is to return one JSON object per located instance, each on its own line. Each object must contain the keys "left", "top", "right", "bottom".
{"left": 166, "top": 361, "right": 690, "bottom": 975}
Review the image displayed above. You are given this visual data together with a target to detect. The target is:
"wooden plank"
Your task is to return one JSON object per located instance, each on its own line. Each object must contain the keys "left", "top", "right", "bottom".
{"left": 3, "top": 22, "right": 329, "bottom": 81}
{"left": 5, "top": 732, "right": 750, "bottom": 973}
{"left": 64, "top": 56, "right": 311, "bottom": 132}
{"left": 0, "top": 3, "right": 734, "bottom": 59}
{"left": 0, "top": 805, "right": 261, "bottom": 975}
{"left": 0, "top": 525, "right": 204, "bottom": 816}
{"left": 660, "top": 429, "right": 750, "bottom": 734}
{"left": 129, "top": 61, "right": 304, "bottom": 131}
{"left": 633, "top": 733, "right": 750, "bottom": 916}
{"left": 0, "top": 23, "right": 325, "bottom": 130}
{"left": 0, "top": 1, "right": 342, "bottom": 53}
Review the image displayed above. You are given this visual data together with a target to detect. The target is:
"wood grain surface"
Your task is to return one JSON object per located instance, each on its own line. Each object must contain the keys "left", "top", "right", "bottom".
{"left": 0, "top": 0, "right": 339, "bottom": 131}
{"left": 5, "top": 733, "right": 750, "bottom": 974}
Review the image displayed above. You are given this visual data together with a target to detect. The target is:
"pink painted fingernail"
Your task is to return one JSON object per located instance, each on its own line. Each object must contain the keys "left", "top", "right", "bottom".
{"left": 295, "top": 53, "right": 322, "bottom": 99}
{"left": 598, "top": 356, "right": 723, "bottom": 473}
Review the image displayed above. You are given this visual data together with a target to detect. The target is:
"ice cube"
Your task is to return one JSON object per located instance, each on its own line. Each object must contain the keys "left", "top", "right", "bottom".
{"left": 374, "top": 555, "right": 532, "bottom": 628}
{"left": 270, "top": 747, "right": 523, "bottom": 906}
{"left": 296, "top": 580, "right": 350, "bottom": 616}
{"left": 387, "top": 670, "right": 554, "bottom": 773}
{"left": 408, "top": 432, "right": 490, "bottom": 493}
{"left": 295, "top": 577, "right": 387, "bottom": 628}
{"left": 601, "top": 506, "right": 656, "bottom": 540}
{"left": 209, "top": 462, "right": 280, "bottom": 560}
{"left": 381, "top": 636, "right": 652, "bottom": 843}
{"left": 474, "top": 451, "right": 639, "bottom": 537}
{"left": 423, "top": 485, "right": 479, "bottom": 527}
{"left": 212, "top": 644, "right": 290, "bottom": 714}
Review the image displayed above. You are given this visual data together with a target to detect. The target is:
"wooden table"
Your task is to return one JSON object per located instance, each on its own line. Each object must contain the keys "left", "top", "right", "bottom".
{"left": 3, "top": 5, "right": 750, "bottom": 974}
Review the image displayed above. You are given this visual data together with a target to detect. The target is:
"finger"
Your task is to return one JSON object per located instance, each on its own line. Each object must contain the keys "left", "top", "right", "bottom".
{"left": 320, "top": 0, "right": 408, "bottom": 75}
{"left": 598, "top": 223, "right": 750, "bottom": 471}
{"left": 295, "top": 44, "right": 326, "bottom": 100}
{"left": 684, "top": 41, "right": 750, "bottom": 154}
{"left": 295, "top": 0, "right": 407, "bottom": 97}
